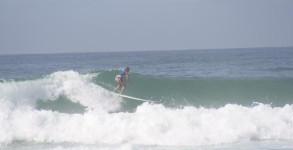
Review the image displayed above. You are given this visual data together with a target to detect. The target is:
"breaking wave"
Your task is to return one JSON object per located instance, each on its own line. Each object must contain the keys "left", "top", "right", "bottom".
{"left": 1, "top": 71, "right": 293, "bottom": 147}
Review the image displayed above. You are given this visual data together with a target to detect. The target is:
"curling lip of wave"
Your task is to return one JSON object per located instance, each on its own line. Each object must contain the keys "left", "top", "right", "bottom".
{"left": 0, "top": 70, "right": 122, "bottom": 112}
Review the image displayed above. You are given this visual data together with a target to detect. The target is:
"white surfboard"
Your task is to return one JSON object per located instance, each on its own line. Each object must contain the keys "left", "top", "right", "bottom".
{"left": 118, "top": 94, "right": 155, "bottom": 103}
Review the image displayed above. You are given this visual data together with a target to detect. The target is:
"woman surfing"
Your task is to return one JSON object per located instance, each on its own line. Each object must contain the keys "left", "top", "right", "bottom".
{"left": 114, "top": 67, "right": 131, "bottom": 94}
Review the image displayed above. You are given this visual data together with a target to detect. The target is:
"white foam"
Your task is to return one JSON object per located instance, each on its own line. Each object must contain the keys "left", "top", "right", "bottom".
{"left": 1, "top": 102, "right": 293, "bottom": 146}
{"left": 33, "top": 144, "right": 133, "bottom": 150}
{"left": 45, "top": 71, "right": 121, "bottom": 111}
{"left": 1, "top": 71, "right": 293, "bottom": 147}
{"left": 0, "top": 99, "right": 14, "bottom": 145}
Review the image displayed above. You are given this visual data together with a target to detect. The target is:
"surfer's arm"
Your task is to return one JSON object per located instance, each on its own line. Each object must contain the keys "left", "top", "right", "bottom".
{"left": 126, "top": 72, "right": 132, "bottom": 83}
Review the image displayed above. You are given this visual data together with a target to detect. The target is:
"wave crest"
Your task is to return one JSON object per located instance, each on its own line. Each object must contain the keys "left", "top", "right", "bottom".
{"left": 0, "top": 71, "right": 122, "bottom": 112}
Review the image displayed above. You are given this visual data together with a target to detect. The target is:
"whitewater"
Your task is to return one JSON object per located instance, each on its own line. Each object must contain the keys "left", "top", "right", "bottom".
{"left": 1, "top": 47, "right": 293, "bottom": 149}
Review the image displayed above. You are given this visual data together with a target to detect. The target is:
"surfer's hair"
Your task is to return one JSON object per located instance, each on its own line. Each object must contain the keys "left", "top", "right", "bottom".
{"left": 125, "top": 67, "right": 130, "bottom": 72}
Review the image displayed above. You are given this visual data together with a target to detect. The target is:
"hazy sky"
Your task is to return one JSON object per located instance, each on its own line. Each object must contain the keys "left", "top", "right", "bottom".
{"left": 0, "top": 0, "right": 293, "bottom": 54}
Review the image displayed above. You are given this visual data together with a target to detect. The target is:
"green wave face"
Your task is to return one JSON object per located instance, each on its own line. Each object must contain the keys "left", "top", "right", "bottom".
{"left": 94, "top": 70, "right": 293, "bottom": 107}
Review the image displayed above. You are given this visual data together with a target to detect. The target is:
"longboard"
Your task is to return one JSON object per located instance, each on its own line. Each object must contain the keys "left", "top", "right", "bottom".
{"left": 116, "top": 94, "right": 155, "bottom": 103}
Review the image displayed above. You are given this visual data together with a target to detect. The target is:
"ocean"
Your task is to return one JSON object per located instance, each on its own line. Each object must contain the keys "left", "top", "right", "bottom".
{"left": 1, "top": 47, "right": 293, "bottom": 150}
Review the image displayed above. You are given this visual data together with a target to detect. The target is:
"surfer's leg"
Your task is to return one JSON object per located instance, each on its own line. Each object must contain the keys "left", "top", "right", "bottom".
{"left": 120, "top": 82, "right": 126, "bottom": 94}
{"left": 114, "top": 84, "right": 120, "bottom": 93}
{"left": 114, "top": 79, "right": 122, "bottom": 93}
{"left": 114, "top": 76, "right": 122, "bottom": 93}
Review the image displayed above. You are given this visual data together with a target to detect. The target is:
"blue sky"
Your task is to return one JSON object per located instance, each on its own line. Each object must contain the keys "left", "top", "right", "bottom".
{"left": 0, "top": 0, "right": 293, "bottom": 54}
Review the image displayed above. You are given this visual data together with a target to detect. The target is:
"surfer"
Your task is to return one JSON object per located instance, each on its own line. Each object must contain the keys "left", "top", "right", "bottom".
{"left": 114, "top": 67, "right": 131, "bottom": 94}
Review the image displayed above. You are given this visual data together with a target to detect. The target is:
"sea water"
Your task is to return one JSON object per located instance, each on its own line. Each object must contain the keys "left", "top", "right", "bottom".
{"left": 1, "top": 47, "right": 293, "bottom": 150}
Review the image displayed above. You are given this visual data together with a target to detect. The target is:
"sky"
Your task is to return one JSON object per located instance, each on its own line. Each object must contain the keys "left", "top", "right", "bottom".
{"left": 0, "top": 0, "right": 293, "bottom": 54}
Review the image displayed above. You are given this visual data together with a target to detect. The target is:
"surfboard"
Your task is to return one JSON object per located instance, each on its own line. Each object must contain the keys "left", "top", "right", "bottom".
{"left": 118, "top": 94, "right": 155, "bottom": 103}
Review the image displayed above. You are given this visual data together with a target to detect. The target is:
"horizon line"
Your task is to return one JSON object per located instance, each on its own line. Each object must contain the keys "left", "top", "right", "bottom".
{"left": 1, "top": 46, "right": 293, "bottom": 56}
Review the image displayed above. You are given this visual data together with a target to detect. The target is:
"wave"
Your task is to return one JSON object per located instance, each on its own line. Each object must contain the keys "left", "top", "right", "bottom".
{"left": 0, "top": 71, "right": 122, "bottom": 113}
{"left": 1, "top": 71, "right": 293, "bottom": 147}
{"left": 1, "top": 70, "right": 293, "bottom": 112}
{"left": 95, "top": 70, "right": 293, "bottom": 107}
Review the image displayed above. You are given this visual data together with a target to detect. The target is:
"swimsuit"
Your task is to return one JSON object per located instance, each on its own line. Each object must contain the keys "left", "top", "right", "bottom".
{"left": 119, "top": 71, "right": 126, "bottom": 76}
{"left": 115, "top": 71, "right": 126, "bottom": 83}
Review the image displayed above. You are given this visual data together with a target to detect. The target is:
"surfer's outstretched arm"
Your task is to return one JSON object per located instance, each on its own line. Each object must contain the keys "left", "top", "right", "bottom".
{"left": 126, "top": 72, "right": 132, "bottom": 84}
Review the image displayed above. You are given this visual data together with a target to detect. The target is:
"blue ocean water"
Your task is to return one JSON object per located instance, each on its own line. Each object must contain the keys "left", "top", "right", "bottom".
{"left": 1, "top": 47, "right": 293, "bottom": 79}
{"left": 1, "top": 47, "right": 293, "bottom": 150}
